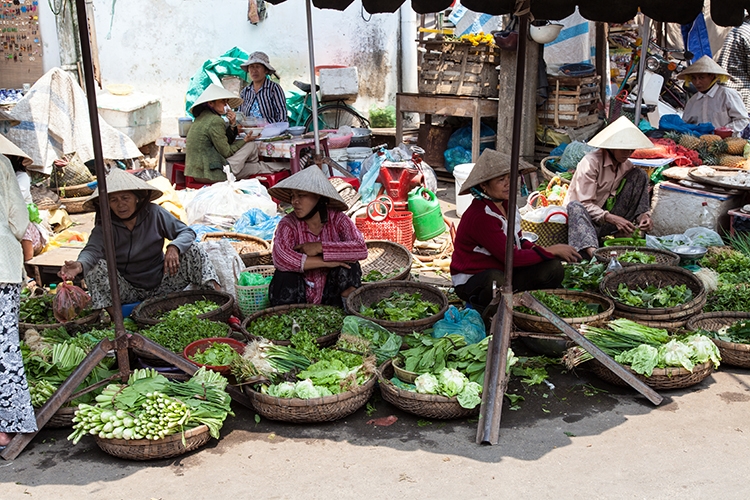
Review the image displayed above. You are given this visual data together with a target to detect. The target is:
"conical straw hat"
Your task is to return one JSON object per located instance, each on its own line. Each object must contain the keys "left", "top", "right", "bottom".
{"left": 268, "top": 166, "right": 349, "bottom": 211}
{"left": 677, "top": 55, "right": 730, "bottom": 79}
{"left": 458, "top": 149, "right": 536, "bottom": 196}
{"left": 0, "top": 133, "right": 32, "bottom": 167}
{"left": 0, "top": 109, "right": 19, "bottom": 127}
{"left": 190, "top": 84, "right": 243, "bottom": 114}
{"left": 82, "top": 167, "right": 163, "bottom": 211}
{"left": 587, "top": 116, "right": 653, "bottom": 150}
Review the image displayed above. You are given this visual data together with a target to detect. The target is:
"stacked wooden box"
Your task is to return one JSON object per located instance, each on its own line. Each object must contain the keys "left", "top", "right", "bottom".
{"left": 539, "top": 75, "right": 601, "bottom": 127}
{"left": 417, "top": 41, "right": 501, "bottom": 98}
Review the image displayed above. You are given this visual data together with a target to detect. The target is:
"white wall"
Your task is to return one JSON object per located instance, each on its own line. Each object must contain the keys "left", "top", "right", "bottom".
{"left": 41, "top": 0, "right": 407, "bottom": 135}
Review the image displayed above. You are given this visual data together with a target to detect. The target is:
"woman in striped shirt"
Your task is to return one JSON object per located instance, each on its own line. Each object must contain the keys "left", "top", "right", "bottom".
{"left": 238, "top": 52, "right": 288, "bottom": 125}
{"left": 267, "top": 166, "right": 367, "bottom": 307}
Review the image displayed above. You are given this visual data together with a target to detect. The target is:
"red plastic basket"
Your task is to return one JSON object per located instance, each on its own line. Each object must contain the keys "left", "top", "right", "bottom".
{"left": 183, "top": 338, "right": 246, "bottom": 375}
{"left": 355, "top": 209, "right": 414, "bottom": 251}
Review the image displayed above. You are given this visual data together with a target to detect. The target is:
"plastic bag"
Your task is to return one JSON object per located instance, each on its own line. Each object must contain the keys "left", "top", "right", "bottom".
{"left": 232, "top": 208, "right": 281, "bottom": 240}
{"left": 358, "top": 151, "right": 386, "bottom": 204}
{"left": 558, "top": 141, "right": 596, "bottom": 171}
{"left": 185, "top": 170, "right": 277, "bottom": 225}
{"left": 201, "top": 239, "right": 244, "bottom": 297}
{"left": 432, "top": 306, "right": 486, "bottom": 345}
{"left": 238, "top": 271, "right": 272, "bottom": 286}
{"left": 341, "top": 316, "right": 403, "bottom": 364}
{"left": 646, "top": 227, "right": 723, "bottom": 250}
{"left": 53, "top": 282, "right": 92, "bottom": 322}
{"left": 520, "top": 204, "right": 567, "bottom": 223}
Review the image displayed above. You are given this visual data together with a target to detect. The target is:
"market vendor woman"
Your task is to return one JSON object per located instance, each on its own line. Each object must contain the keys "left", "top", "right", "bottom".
{"left": 267, "top": 166, "right": 367, "bottom": 307}
{"left": 450, "top": 149, "right": 580, "bottom": 318}
{"left": 58, "top": 168, "right": 220, "bottom": 311}
{"left": 564, "top": 116, "right": 654, "bottom": 259}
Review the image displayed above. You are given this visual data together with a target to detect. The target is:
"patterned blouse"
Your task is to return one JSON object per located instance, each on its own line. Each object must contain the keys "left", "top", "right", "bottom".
{"left": 238, "top": 78, "right": 288, "bottom": 124}
{"left": 272, "top": 210, "right": 368, "bottom": 304}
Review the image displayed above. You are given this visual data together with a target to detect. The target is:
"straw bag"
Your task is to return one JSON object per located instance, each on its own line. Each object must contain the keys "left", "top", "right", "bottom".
{"left": 520, "top": 208, "right": 568, "bottom": 247}
{"left": 49, "top": 153, "right": 95, "bottom": 188}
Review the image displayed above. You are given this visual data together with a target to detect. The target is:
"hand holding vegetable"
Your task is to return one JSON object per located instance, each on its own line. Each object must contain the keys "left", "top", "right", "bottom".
{"left": 605, "top": 213, "right": 636, "bottom": 236}
{"left": 637, "top": 214, "right": 652, "bottom": 232}
{"left": 59, "top": 260, "right": 83, "bottom": 281}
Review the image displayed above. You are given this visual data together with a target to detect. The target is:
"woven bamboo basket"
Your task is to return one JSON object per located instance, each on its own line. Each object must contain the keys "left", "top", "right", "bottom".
{"left": 345, "top": 281, "right": 449, "bottom": 335}
{"left": 686, "top": 311, "right": 750, "bottom": 368}
{"left": 512, "top": 289, "right": 614, "bottom": 335}
{"left": 20, "top": 309, "right": 101, "bottom": 333}
{"left": 540, "top": 156, "right": 571, "bottom": 184}
{"left": 42, "top": 406, "right": 77, "bottom": 429}
{"left": 610, "top": 312, "right": 691, "bottom": 331}
{"left": 59, "top": 196, "right": 91, "bottom": 214}
{"left": 94, "top": 424, "right": 212, "bottom": 460}
{"left": 588, "top": 359, "right": 714, "bottom": 390}
{"left": 240, "top": 303, "right": 342, "bottom": 347}
{"left": 361, "top": 240, "right": 412, "bottom": 283}
{"left": 593, "top": 246, "right": 680, "bottom": 267}
{"left": 243, "top": 375, "right": 376, "bottom": 423}
{"left": 599, "top": 265, "right": 706, "bottom": 318}
{"left": 51, "top": 182, "right": 95, "bottom": 198}
{"left": 131, "top": 290, "right": 235, "bottom": 327}
{"left": 201, "top": 232, "right": 272, "bottom": 267}
{"left": 377, "top": 360, "right": 498, "bottom": 419}
{"left": 515, "top": 331, "right": 572, "bottom": 357}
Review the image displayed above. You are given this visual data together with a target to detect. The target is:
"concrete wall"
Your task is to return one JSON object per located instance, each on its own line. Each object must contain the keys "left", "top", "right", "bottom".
{"left": 40, "top": 0, "right": 412, "bottom": 136}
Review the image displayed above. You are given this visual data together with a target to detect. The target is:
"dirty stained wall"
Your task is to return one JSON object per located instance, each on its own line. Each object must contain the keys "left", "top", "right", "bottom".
{"left": 41, "top": 0, "right": 405, "bottom": 135}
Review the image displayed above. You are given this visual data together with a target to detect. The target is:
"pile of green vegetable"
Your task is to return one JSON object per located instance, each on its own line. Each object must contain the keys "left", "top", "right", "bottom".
{"left": 337, "top": 316, "right": 403, "bottom": 364}
{"left": 20, "top": 295, "right": 92, "bottom": 324}
{"left": 159, "top": 300, "right": 218, "bottom": 320}
{"left": 613, "top": 282, "right": 693, "bottom": 308}
{"left": 618, "top": 250, "right": 656, "bottom": 264}
{"left": 140, "top": 316, "right": 229, "bottom": 353}
{"left": 360, "top": 291, "right": 440, "bottom": 322}
{"left": 700, "top": 247, "right": 750, "bottom": 312}
{"left": 562, "top": 259, "right": 605, "bottom": 291}
{"left": 703, "top": 319, "right": 750, "bottom": 344}
{"left": 515, "top": 290, "right": 599, "bottom": 318}
{"left": 564, "top": 318, "right": 720, "bottom": 376}
{"left": 244, "top": 306, "right": 345, "bottom": 341}
{"left": 68, "top": 367, "right": 233, "bottom": 443}
{"left": 362, "top": 268, "right": 405, "bottom": 282}
{"left": 189, "top": 342, "right": 240, "bottom": 367}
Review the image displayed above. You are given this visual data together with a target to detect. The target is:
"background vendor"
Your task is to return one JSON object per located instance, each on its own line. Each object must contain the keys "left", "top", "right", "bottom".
{"left": 58, "top": 168, "right": 220, "bottom": 312}
{"left": 678, "top": 55, "right": 750, "bottom": 134}
{"left": 450, "top": 149, "right": 580, "bottom": 321}
{"left": 238, "top": 52, "right": 288, "bottom": 125}
{"left": 267, "top": 166, "right": 367, "bottom": 307}
{"left": 185, "top": 84, "right": 284, "bottom": 183}
{"left": 564, "top": 116, "right": 654, "bottom": 259}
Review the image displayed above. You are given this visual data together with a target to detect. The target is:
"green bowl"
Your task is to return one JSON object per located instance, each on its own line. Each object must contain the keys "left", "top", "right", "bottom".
{"left": 603, "top": 238, "right": 646, "bottom": 247}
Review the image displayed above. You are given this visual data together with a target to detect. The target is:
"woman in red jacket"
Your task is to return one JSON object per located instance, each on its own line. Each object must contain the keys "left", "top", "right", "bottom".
{"left": 450, "top": 149, "right": 580, "bottom": 319}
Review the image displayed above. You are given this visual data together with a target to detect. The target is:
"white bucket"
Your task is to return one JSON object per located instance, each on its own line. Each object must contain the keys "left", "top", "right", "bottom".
{"left": 328, "top": 148, "right": 348, "bottom": 177}
{"left": 346, "top": 147, "right": 371, "bottom": 177}
{"left": 453, "top": 163, "right": 475, "bottom": 218}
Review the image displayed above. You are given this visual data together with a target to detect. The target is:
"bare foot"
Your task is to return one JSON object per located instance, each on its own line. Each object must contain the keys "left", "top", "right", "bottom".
{"left": 0, "top": 432, "right": 14, "bottom": 446}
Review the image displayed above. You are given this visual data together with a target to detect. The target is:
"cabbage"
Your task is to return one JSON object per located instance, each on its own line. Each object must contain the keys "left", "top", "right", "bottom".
{"left": 456, "top": 381, "right": 482, "bottom": 409}
{"left": 507, "top": 348, "right": 518, "bottom": 374}
{"left": 267, "top": 381, "right": 296, "bottom": 398}
{"left": 438, "top": 368, "right": 467, "bottom": 397}
{"left": 616, "top": 344, "right": 659, "bottom": 377}
{"left": 658, "top": 339, "right": 695, "bottom": 371}
{"left": 293, "top": 379, "right": 323, "bottom": 399}
{"left": 683, "top": 334, "right": 721, "bottom": 368}
{"left": 414, "top": 373, "right": 439, "bottom": 394}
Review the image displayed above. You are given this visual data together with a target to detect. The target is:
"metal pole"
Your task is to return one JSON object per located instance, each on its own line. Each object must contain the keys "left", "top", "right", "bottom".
{"left": 633, "top": 16, "right": 651, "bottom": 127}
{"left": 305, "top": 0, "right": 320, "bottom": 154}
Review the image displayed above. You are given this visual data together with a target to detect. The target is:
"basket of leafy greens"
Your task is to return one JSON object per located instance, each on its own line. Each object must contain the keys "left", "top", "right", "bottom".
{"left": 593, "top": 246, "right": 679, "bottom": 267}
{"left": 561, "top": 259, "right": 606, "bottom": 292}
{"left": 20, "top": 294, "right": 100, "bottom": 332}
{"left": 131, "top": 290, "right": 234, "bottom": 327}
{"left": 686, "top": 312, "right": 750, "bottom": 368}
{"left": 183, "top": 338, "right": 245, "bottom": 375}
{"left": 240, "top": 304, "right": 345, "bottom": 347}
{"left": 512, "top": 289, "right": 614, "bottom": 334}
{"left": 134, "top": 316, "right": 231, "bottom": 367}
{"left": 563, "top": 318, "right": 720, "bottom": 390}
{"left": 345, "top": 282, "right": 449, "bottom": 335}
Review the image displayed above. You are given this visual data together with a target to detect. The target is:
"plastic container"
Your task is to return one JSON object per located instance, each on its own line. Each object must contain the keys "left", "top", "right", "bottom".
{"left": 178, "top": 117, "right": 193, "bottom": 137}
{"left": 453, "top": 163, "right": 475, "bottom": 218}
{"left": 346, "top": 147, "right": 371, "bottom": 177}
{"left": 605, "top": 251, "right": 623, "bottom": 275}
{"left": 407, "top": 187, "right": 445, "bottom": 241}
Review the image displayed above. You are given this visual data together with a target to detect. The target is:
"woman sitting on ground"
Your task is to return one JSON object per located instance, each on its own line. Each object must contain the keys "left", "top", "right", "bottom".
{"left": 450, "top": 149, "right": 581, "bottom": 320}
{"left": 564, "top": 116, "right": 654, "bottom": 259}
{"left": 58, "top": 168, "right": 220, "bottom": 313}
{"left": 267, "top": 166, "right": 367, "bottom": 307}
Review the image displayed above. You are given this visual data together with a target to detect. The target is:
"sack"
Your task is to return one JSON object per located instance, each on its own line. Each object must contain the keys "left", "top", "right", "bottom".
{"left": 201, "top": 240, "right": 244, "bottom": 297}
{"left": 558, "top": 141, "right": 595, "bottom": 171}
{"left": 53, "top": 282, "right": 92, "bottom": 322}
{"left": 432, "top": 306, "right": 486, "bottom": 345}
{"left": 185, "top": 173, "right": 277, "bottom": 225}
{"left": 520, "top": 207, "right": 568, "bottom": 247}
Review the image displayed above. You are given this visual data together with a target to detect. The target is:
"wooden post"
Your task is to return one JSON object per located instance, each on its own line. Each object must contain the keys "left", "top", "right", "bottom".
{"left": 595, "top": 22, "right": 609, "bottom": 109}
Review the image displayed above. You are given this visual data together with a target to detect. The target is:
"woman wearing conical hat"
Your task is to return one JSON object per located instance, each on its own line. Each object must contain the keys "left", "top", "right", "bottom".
{"left": 185, "top": 84, "right": 285, "bottom": 183}
{"left": 450, "top": 149, "right": 581, "bottom": 320}
{"left": 564, "top": 117, "right": 653, "bottom": 259}
{"left": 677, "top": 55, "right": 750, "bottom": 134}
{"left": 58, "top": 168, "right": 221, "bottom": 312}
{"left": 267, "top": 166, "right": 368, "bottom": 307}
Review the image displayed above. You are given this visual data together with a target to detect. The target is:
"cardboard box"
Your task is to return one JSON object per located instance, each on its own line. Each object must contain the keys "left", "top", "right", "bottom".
{"left": 319, "top": 67, "right": 359, "bottom": 100}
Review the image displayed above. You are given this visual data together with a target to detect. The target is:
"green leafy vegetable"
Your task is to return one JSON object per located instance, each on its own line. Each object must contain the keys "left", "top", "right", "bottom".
{"left": 189, "top": 342, "right": 240, "bottom": 366}
{"left": 515, "top": 290, "right": 599, "bottom": 318}
{"left": 618, "top": 250, "right": 655, "bottom": 264}
{"left": 613, "top": 283, "right": 693, "bottom": 308}
{"left": 562, "top": 260, "right": 605, "bottom": 291}
{"left": 360, "top": 291, "right": 440, "bottom": 322}
{"left": 160, "top": 300, "right": 218, "bottom": 320}
{"left": 245, "top": 306, "right": 345, "bottom": 341}
{"left": 140, "top": 316, "right": 229, "bottom": 353}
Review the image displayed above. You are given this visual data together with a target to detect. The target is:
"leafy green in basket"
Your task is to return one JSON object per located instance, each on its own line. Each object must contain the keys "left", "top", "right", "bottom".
{"left": 245, "top": 306, "right": 345, "bottom": 341}
{"left": 613, "top": 283, "right": 693, "bottom": 308}
{"left": 515, "top": 290, "right": 600, "bottom": 318}
{"left": 618, "top": 250, "right": 656, "bottom": 264}
{"left": 360, "top": 291, "right": 440, "bottom": 322}
{"left": 160, "top": 300, "right": 218, "bottom": 320}
{"left": 190, "top": 342, "right": 240, "bottom": 366}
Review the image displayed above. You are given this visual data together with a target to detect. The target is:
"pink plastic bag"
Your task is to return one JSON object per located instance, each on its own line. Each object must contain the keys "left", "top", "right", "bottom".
{"left": 53, "top": 282, "right": 92, "bottom": 322}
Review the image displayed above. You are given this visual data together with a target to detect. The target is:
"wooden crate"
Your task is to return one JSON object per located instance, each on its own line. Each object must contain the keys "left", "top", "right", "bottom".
{"left": 417, "top": 41, "right": 500, "bottom": 98}
{"left": 539, "top": 74, "right": 601, "bottom": 127}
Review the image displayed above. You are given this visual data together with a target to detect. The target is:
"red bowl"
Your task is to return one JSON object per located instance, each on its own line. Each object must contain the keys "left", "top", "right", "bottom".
{"left": 183, "top": 337, "right": 246, "bottom": 375}
{"left": 714, "top": 127, "right": 733, "bottom": 139}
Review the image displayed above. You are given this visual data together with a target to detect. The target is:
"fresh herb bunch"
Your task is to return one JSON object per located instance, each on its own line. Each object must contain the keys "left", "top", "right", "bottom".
{"left": 561, "top": 260, "right": 605, "bottom": 291}
{"left": 140, "top": 316, "right": 228, "bottom": 353}
{"left": 618, "top": 250, "right": 656, "bottom": 264}
{"left": 613, "top": 283, "right": 693, "bottom": 308}
{"left": 515, "top": 290, "right": 599, "bottom": 318}
{"left": 699, "top": 247, "right": 750, "bottom": 273}
{"left": 160, "top": 300, "right": 218, "bottom": 320}
{"left": 245, "top": 306, "right": 346, "bottom": 341}
{"left": 704, "top": 283, "right": 750, "bottom": 312}
{"left": 360, "top": 291, "right": 440, "bottom": 322}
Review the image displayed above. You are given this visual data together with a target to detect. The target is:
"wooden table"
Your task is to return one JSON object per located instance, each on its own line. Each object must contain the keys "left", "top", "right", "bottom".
{"left": 395, "top": 93, "right": 499, "bottom": 162}
{"left": 25, "top": 247, "right": 83, "bottom": 286}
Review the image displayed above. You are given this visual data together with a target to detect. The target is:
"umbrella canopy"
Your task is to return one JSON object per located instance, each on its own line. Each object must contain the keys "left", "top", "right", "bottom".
{"left": 266, "top": 0, "right": 746, "bottom": 27}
